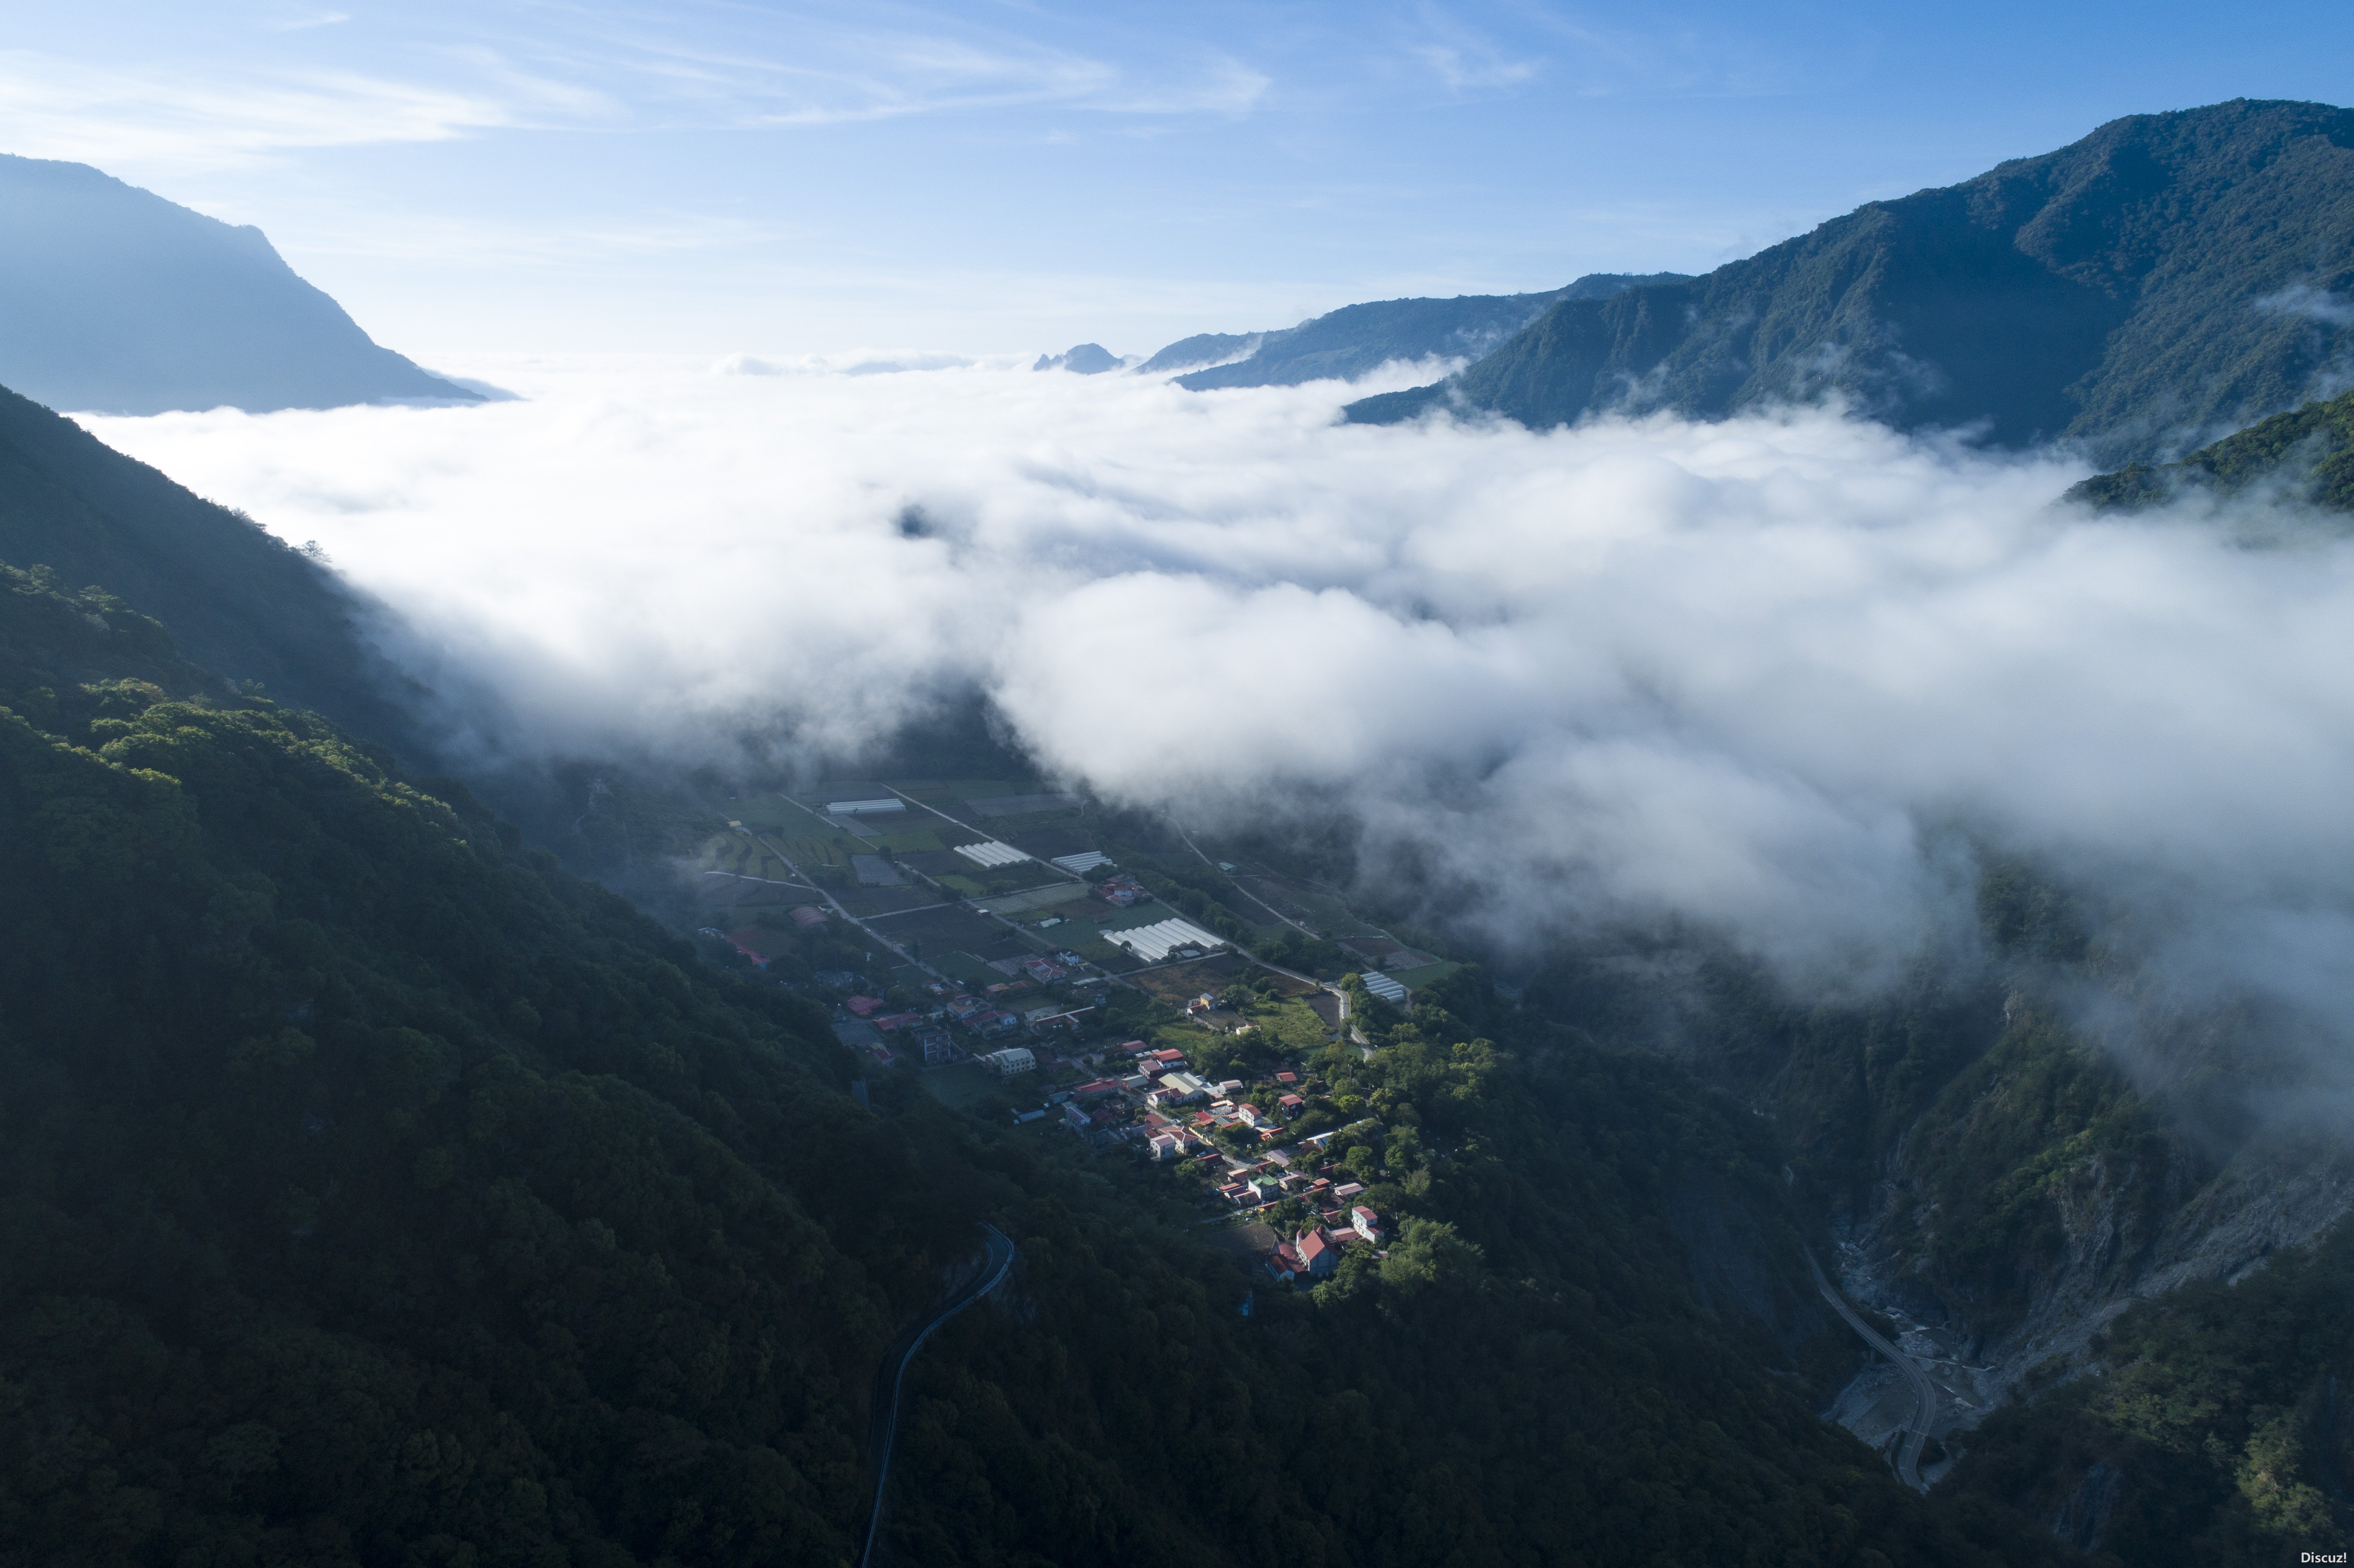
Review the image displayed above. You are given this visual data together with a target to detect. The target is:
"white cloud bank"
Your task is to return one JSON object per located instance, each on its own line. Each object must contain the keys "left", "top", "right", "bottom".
{"left": 81, "top": 361, "right": 2354, "bottom": 994}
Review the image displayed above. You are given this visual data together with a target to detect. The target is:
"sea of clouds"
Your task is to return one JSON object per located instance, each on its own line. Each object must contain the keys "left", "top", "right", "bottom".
{"left": 81, "top": 358, "right": 2354, "bottom": 1008}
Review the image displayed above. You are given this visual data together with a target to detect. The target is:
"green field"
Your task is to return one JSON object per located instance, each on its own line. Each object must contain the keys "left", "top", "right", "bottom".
{"left": 931, "top": 952, "right": 1000, "bottom": 985}
{"left": 776, "top": 835, "right": 852, "bottom": 868}
{"left": 985, "top": 883, "right": 1092, "bottom": 916}
{"left": 919, "top": 1064, "right": 1014, "bottom": 1115}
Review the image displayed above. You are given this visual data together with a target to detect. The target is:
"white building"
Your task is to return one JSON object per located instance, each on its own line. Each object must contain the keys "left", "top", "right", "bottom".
{"left": 978, "top": 1047, "right": 1037, "bottom": 1077}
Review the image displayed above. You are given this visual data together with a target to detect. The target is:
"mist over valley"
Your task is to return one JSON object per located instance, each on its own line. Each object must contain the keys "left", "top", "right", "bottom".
{"left": 8, "top": 29, "right": 2354, "bottom": 1566}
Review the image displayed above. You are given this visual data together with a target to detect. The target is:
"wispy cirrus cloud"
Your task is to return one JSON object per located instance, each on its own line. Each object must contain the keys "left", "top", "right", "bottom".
{"left": 0, "top": 48, "right": 603, "bottom": 173}
{"left": 566, "top": 10, "right": 1267, "bottom": 129}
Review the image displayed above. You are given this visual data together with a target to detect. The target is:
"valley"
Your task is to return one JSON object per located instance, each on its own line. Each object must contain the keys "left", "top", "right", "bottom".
{"left": 3, "top": 69, "right": 2354, "bottom": 1568}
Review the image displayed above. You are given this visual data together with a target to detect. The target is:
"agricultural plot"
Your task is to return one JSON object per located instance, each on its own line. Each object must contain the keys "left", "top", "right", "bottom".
{"left": 849, "top": 855, "right": 904, "bottom": 887}
{"left": 949, "top": 861, "right": 1069, "bottom": 897}
{"left": 895, "top": 849, "right": 980, "bottom": 878}
{"left": 966, "top": 792, "right": 1082, "bottom": 818}
{"left": 937, "top": 954, "right": 1000, "bottom": 985}
{"left": 767, "top": 796, "right": 856, "bottom": 836}
{"left": 1067, "top": 937, "right": 1143, "bottom": 974}
{"left": 1258, "top": 998, "right": 1336, "bottom": 1055}
{"left": 964, "top": 932, "right": 1035, "bottom": 964}
{"left": 1007, "top": 826, "right": 1096, "bottom": 860}
{"left": 864, "top": 904, "right": 1006, "bottom": 953}
{"left": 981, "top": 883, "right": 1092, "bottom": 917}
{"left": 1387, "top": 960, "right": 1461, "bottom": 989}
{"left": 1230, "top": 871, "right": 1354, "bottom": 930}
{"left": 775, "top": 836, "right": 852, "bottom": 869}
{"left": 1131, "top": 953, "right": 1252, "bottom": 1004}
{"left": 1104, "top": 917, "right": 1225, "bottom": 963}
{"left": 870, "top": 828, "right": 946, "bottom": 853}
{"left": 894, "top": 779, "right": 1028, "bottom": 802}
{"left": 1095, "top": 900, "right": 1179, "bottom": 933}
{"left": 834, "top": 886, "right": 937, "bottom": 918}
{"left": 964, "top": 809, "right": 1083, "bottom": 836}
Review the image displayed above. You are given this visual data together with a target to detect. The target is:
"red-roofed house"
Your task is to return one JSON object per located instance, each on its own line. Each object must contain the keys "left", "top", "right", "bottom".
{"left": 1278, "top": 1093, "right": 1305, "bottom": 1117}
{"left": 1275, "top": 1071, "right": 1298, "bottom": 1085}
{"left": 845, "top": 995, "right": 884, "bottom": 1017}
{"left": 1351, "top": 1205, "right": 1381, "bottom": 1243}
{"left": 788, "top": 905, "right": 830, "bottom": 929}
{"left": 1296, "top": 1229, "right": 1337, "bottom": 1279}
{"left": 873, "top": 1012, "right": 922, "bottom": 1032}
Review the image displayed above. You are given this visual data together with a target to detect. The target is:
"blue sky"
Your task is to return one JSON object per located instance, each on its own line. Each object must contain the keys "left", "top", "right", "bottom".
{"left": 8, "top": 1, "right": 2353, "bottom": 359}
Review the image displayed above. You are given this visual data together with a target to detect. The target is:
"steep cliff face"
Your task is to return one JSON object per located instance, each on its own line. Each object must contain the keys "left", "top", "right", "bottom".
{"left": 1831, "top": 996, "right": 2354, "bottom": 1432}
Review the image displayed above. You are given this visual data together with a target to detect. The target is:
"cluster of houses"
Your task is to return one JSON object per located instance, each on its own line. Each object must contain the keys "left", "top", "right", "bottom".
{"left": 1000, "top": 1036, "right": 1386, "bottom": 1284}
{"left": 1269, "top": 1204, "right": 1383, "bottom": 1283}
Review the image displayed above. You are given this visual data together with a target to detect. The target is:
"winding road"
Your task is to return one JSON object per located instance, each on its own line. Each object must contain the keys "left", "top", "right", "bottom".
{"left": 857, "top": 1223, "right": 1017, "bottom": 1568}
{"left": 1806, "top": 1248, "right": 1937, "bottom": 1490}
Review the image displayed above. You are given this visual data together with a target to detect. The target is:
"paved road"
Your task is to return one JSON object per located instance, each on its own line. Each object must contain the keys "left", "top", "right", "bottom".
{"left": 857, "top": 1223, "right": 1017, "bottom": 1568}
{"left": 1806, "top": 1249, "right": 1936, "bottom": 1490}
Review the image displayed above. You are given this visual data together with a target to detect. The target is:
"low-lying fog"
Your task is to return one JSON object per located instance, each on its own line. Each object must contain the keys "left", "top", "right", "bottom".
{"left": 83, "top": 358, "right": 2354, "bottom": 1022}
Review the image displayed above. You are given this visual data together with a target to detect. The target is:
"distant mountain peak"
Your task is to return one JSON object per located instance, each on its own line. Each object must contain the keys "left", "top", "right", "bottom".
{"left": 1033, "top": 343, "right": 1121, "bottom": 374}
{"left": 0, "top": 152, "right": 478, "bottom": 416}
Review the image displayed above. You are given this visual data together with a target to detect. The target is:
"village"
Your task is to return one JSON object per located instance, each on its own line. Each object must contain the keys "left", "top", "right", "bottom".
{"left": 685, "top": 778, "right": 1451, "bottom": 1287}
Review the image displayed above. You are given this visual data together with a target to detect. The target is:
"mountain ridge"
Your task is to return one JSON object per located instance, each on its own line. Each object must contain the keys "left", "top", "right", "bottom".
{"left": 0, "top": 154, "right": 476, "bottom": 416}
{"left": 1348, "top": 100, "right": 2354, "bottom": 462}
{"left": 1143, "top": 274, "right": 1691, "bottom": 388}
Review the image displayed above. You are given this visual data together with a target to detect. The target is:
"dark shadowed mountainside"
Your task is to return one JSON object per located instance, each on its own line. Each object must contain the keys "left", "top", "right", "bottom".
{"left": 1159, "top": 273, "right": 1690, "bottom": 388}
{"left": 1349, "top": 100, "right": 2354, "bottom": 462}
{"left": 0, "top": 554, "right": 2079, "bottom": 1566}
{"left": 0, "top": 382, "right": 420, "bottom": 743}
{"left": 0, "top": 155, "right": 475, "bottom": 415}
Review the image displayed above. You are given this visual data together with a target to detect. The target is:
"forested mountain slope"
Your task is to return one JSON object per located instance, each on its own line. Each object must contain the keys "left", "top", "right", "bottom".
{"left": 2068, "top": 384, "right": 2354, "bottom": 512}
{"left": 0, "top": 565, "right": 2066, "bottom": 1565}
{"left": 1348, "top": 100, "right": 2354, "bottom": 461}
{"left": 1151, "top": 274, "right": 1688, "bottom": 387}
{"left": 1938, "top": 1220, "right": 2354, "bottom": 1565}
{"left": 0, "top": 382, "right": 418, "bottom": 746}
{"left": 1526, "top": 865, "right": 2354, "bottom": 1561}
{"left": 0, "top": 155, "right": 473, "bottom": 415}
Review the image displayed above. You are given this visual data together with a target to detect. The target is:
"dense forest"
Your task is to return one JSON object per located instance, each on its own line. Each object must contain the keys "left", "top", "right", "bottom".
{"left": 0, "top": 558, "right": 2088, "bottom": 1565}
